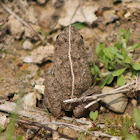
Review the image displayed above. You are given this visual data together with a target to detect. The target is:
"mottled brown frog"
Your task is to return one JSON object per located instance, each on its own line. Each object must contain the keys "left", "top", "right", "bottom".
{"left": 44, "top": 26, "right": 100, "bottom": 117}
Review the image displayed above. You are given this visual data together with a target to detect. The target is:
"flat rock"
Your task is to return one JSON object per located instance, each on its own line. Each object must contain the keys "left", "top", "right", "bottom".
{"left": 8, "top": 15, "right": 24, "bottom": 39}
{"left": 24, "top": 45, "right": 54, "bottom": 64}
{"left": 103, "top": 10, "right": 119, "bottom": 24}
{"left": 23, "top": 92, "right": 37, "bottom": 107}
{"left": 58, "top": 0, "right": 98, "bottom": 26}
{"left": 101, "top": 86, "right": 128, "bottom": 113}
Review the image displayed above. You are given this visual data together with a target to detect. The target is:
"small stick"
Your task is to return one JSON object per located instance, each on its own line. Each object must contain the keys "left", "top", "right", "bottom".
{"left": 68, "top": 2, "right": 81, "bottom": 98}
{"left": 64, "top": 79, "right": 139, "bottom": 104}
{"left": 0, "top": 102, "right": 100, "bottom": 139}
{"left": 18, "top": 119, "right": 100, "bottom": 140}
{"left": 64, "top": 88, "right": 129, "bottom": 104}
{"left": 68, "top": 25, "right": 75, "bottom": 98}
{"left": 17, "top": 119, "right": 76, "bottom": 140}
{"left": 84, "top": 98, "right": 101, "bottom": 109}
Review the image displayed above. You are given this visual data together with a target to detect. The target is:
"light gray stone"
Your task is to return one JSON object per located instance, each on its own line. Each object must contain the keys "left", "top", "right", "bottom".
{"left": 23, "top": 40, "right": 33, "bottom": 50}
{"left": 101, "top": 86, "right": 128, "bottom": 113}
{"left": 37, "top": 0, "right": 46, "bottom": 4}
{"left": 35, "top": 78, "right": 45, "bottom": 85}
{"left": 58, "top": 0, "right": 98, "bottom": 26}
{"left": 34, "top": 85, "right": 45, "bottom": 94}
{"left": 103, "top": 10, "right": 119, "bottom": 24}
{"left": 29, "top": 45, "right": 54, "bottom": 64}
{"left": 23, "top": 56, "right": 33, "bottom": 63}
{"left": 23, "top": 92, "right": 37, "bottom": 107}
{"left": 0, "top": 115, "right": 10, "bottom": 130}
{"left": 8, "top": 15, "right": 24, "bottom": 39}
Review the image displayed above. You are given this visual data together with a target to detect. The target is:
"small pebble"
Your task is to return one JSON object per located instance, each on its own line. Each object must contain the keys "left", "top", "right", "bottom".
{"left": 23, "top": 92, "right": 37, "bottom": 107}
{"left": 37, "top": 0, "right": 46, "bottom": 4}
{"left": 23, "top": 39, "right": 33, "bottom": 50}
{"left": 34, "top": 85, "right": 45, "bottom": 94}
{"left": 17, "top": 62, "right": 23, "bottom": 67}
{"left": 0, "top": 115, "right": 10, "bottom": 130}
{"left": 23, "top": 57, "right": 33, "bottom": 63}
{"left": 131, "top": 99, "right": 137, "bottom": 107}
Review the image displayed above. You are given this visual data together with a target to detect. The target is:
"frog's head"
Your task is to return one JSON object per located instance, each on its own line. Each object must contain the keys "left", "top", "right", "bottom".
{"left": 56, "top": 25, "right": 84, "bottom": 50}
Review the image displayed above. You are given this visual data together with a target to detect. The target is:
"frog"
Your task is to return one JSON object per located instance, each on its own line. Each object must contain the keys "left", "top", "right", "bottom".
{"left": 43, "top": 26, "right": 101, "bottom": 117}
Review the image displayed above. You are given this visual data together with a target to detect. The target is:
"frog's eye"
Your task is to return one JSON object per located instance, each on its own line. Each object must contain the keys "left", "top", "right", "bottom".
{"left": 80, "top": 35, "right": 83, "bottom": 39}
{"left": 56, "top": 35, "right": 59, "bottom": 39}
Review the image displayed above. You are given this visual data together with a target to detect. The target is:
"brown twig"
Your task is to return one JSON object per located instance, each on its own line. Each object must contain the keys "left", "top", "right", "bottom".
{"left": 0, "top": 1, "right": 44, "bottom": 45}
{"left": 64, "top": 79, "right": 139, "bottom": 108}
{"left": 17, "top": 119, "right": 101, "bottom": 140}
{"left": 68, "top": 25, "right": 75, "bottom": 98}
{"left": 17, "top": 119, "right": 76, "bottom": 140}
{"left": 0, "top": 102, "right": 100, "bottom": 139}
{"left": 64, "top": 88, "right": 129, "bottom": 104}
{"left": 68, "top": 2, "right": 81, "bottom": 99}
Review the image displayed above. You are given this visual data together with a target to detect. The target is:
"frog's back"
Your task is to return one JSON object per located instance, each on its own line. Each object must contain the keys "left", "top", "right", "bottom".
{"left": 54, "top": 26, "right": 93, "bottom": 99}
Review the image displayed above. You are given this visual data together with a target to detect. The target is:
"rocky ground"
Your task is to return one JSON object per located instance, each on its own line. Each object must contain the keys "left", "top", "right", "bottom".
{"left": 0, "top": 0, "right": 140, "bottom": 139}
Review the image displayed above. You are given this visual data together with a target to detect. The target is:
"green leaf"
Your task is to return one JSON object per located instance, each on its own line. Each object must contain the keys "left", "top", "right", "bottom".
{"left": 116, "top": 52, "right": 124, "bottom": 59}
{"left": 126, "top": 134, "right": 139, "bottom": 140}
{"left": 112, "top": 68, "right": 126, "bottom": 76}
{"left": 103, "top": 55, "right": 109, "bottom": 69}
{"left": 16, "top": 135, "right": 23, "bottom": 140}
{"left": 72, "top": 22, "right": 85, "bottom": 30}
{"left": 107, "top": 74, "right": 114, "bottom": 84}
{"left": 131, "top": 63, "right": 140, "bottom": 70}
{"left": 110, "top": 46, "right": 118, "bottom": 54}
{"left": 91, "top": 67, "right": 95, "bottom": 75}
{"left": 123, "top": 56, "right": 132, "bottom": 63}
{"left": 91, "top": 65, "right": 101, "bottom": 75}
{"left": 103, "top": 48, "right": 114, "bottom": 60}
{"left": 128, "top": 42, "right": 140, "bottom": 50}
{"left": 119, "top": 28, "right": 130, "bottom": 43}
{"left": 99, "top": 76, "right": 110, "bottom": 88}
{"left": 89, "top": 111, "right": 98, "bottom": 121}
{"left": 108, "top": 65, "right": 114, "bottom": 70}
{"left": 121, "top": 46, "right": 128, "bottom": 58}
{"left": 110, "top": 60, "right": 117, "bottom": 69}
{"left": 119, "top": 28, "right": 126, "bottom": 33}
{"left": 134, "top": 108, "right": 140, "bottom": 128}
{"left": 96, "top": 43, "right": 105, "bottom": 58}
{"left": 115, "top": 57, "right": 126, "bottom": 66}
{"left": 122, "top": 39, "right": 127, "bottom": 48}
{"left": 114, "top": 43, "right": 122, "bottom": 49}
{"left": 125, "top": 29, "right": 130, "bottom": 43}
{"left": 117, "top": 74, "right": 125, "bottom": 86}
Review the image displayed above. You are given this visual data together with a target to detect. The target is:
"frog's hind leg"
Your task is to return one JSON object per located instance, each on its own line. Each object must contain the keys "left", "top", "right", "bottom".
{"left": 44, "top": 74, "right": 62, "bottom": 117}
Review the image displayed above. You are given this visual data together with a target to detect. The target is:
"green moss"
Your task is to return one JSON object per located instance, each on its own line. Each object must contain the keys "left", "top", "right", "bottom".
{"left": 26, "top": 70, "right": 31, "bottom": 74}
{"left": 105, "top": 127, "right": 123, "bottom": 136}
{"left": 114, "top": 119, "right": 118, "bottom": 125}
{"left": 0, "top": 78, "right": 4, "bottom": 81}
{"left": 12, "top": 57, "right": 17, "bottom": 60}
{"left": 37, "top": 70, "right": 41, "bottom": 76}
{"left": 105, "top": 119, "right": 111, "bottom": 126}
{"left": 2, "top": 49, "right": 10, "bottom": 54}
{"left": 18, "top": 73, "right": 23, "bottom": 78}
